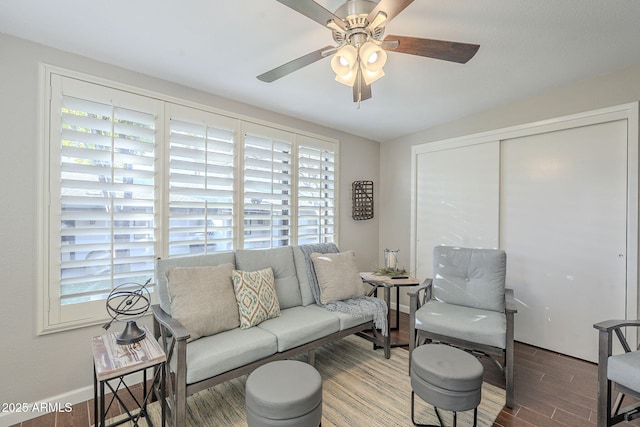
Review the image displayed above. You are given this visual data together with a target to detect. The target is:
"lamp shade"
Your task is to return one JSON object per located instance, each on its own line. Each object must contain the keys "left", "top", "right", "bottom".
{"left": 360, "top": 41, "right": 387, "bottom": 73}
{"left": 361, "top": 66, "right": 385, "bottom": 85}
{"left": 331, "top": 45, "right": 358, "bottom": 86}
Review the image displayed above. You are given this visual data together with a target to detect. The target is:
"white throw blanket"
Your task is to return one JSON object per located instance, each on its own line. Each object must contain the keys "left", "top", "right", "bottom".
{"left": 299, "top": 244, "right": 388, "bottom": 336}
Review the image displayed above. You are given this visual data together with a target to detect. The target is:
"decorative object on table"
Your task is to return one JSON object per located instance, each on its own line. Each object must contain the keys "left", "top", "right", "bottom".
{"left": 103, "top": 278, "right": 152, "bottom": 345}
{"left": 352, "top": 180, "right": 374, "bottom": 220}
{"left": 384, "top": 248, "right": 399, "bottom": 270}
{"left": 375, "top": 249, "right": 409, "bottom": 278}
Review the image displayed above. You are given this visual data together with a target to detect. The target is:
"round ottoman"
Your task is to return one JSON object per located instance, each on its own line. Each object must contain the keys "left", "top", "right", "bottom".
{"left": 246, "top": 360, "right": 322, "bottom": 427}
{"left": 410, "top": 344, "right": 484, "bottom": 427}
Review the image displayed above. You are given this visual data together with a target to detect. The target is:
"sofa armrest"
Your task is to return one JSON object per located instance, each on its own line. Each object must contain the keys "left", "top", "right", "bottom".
{"left": 152, "top": 304, "right": 190, "bottom": 342}
{"left": 151, "top": 304, "right": 190, "bottom": 426}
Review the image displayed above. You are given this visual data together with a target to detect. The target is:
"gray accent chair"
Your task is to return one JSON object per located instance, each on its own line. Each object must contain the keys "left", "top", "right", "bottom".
{"left": 593, "top": 319, "right": 640, "bottom": 426}
{"left": 408, "top": 246, "right": 517, "bottom": 409}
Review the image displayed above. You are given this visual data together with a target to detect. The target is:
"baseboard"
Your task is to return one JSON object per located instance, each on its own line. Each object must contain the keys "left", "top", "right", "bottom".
{"left": 0, "top": 371, "right": 145, "bottom": 425}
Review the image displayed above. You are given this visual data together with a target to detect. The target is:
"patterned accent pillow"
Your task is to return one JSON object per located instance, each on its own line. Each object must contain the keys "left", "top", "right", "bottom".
{"left": 232, "top": 267, "right": 281, "bottom": 328}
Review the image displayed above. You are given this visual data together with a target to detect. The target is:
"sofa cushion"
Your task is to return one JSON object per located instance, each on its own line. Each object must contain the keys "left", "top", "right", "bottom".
{"left": 415, "top": 300, "right": 506, "bottom": 349}
{"left": 232, "top": 268, "right": 281, "bottom": 328}
{"left": 257, "top": 306, "right": 340, "bottom": 352}
{"left": 308, "top": 304, "right": 374, "bottom": 330}
{"left": 235, "top": 247, "right": 302, "bottom": 309}
{"left": 155, "top": 251, "right": 236, "bottom": 315}
{"left": 173, "top": 327, "right": 278, "bottom": 385}
{"left": 165, "top": 263, "right": 238, "bottom": 342}
{"left": 311, "top": 251, "right": 366, "bottom": 304}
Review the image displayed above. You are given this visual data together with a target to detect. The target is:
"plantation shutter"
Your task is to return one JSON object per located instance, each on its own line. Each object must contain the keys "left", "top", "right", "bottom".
{"left": 167, "top": 105, "right": 237, "bottom": 256}
{"left": 50, "top": 75, "right": 160, "bottom": 323}
{"left": 242, "top": 123, "right": 293, "bottom": 249}
{"left": 297, "top": 136, "right": 336, "bottom": 244}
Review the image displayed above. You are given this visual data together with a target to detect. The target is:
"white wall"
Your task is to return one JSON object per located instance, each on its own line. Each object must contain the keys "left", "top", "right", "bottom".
{"left": 0, "top": 32, "right": 379, "bottom": 420}
{"left": 380, "top": 62, "right": 640, "bottom": 312}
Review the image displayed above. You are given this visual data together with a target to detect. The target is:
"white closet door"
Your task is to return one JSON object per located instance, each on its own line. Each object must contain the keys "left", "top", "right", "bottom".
{"left": 501, "top": 120, "right": 628, "bottom": 362}
{"left": 414, "top": 141, "right": 500, "bottom": 280}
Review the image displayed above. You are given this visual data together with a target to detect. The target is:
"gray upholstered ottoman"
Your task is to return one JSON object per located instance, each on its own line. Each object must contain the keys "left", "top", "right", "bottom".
{"left": 246, "top": 360, "right": 322, "bottom": 427}
{"left": 411, "top": 344, "right": 484, "bottom": 427}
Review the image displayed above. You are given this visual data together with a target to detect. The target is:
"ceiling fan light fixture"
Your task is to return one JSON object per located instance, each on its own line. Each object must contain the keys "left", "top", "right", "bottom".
{"left": 331, "top": 44, "right": 358, "bottom": 85}
{"left": 360, "top": 65, "right": 385, "bottom": 85}
{"left": 335, "top": 69, "right": 358, "bottom": 86}
{"left": 360, "top": 41, "right": 387, "bottom": 72}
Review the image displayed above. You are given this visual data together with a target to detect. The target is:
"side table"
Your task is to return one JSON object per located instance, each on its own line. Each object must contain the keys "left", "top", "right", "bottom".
{"left": 360, "top": 272, "right": 420, "bottom": 358}
{"left": 92, "top": 325, "right": 166, "bottom": 427}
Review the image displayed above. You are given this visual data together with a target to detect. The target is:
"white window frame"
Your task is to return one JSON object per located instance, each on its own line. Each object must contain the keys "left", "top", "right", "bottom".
{"left": 38, "top": 65, "right": 339, "bottom": 334}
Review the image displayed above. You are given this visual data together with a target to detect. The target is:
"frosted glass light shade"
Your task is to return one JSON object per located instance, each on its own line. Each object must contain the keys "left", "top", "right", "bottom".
{"left": 360, "top": 42, "right": 387, "bottom": 72}
{"left": 331, "top": 44, "right": 358, "bottom": 83}
{"left": 361, "top": 66, "right": 385, "bottom": 85}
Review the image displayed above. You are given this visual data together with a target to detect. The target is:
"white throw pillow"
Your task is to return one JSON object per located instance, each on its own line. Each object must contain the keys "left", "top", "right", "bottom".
{"left": 165, "top": 263, "right": 239, "bottom": 342}
{"left": 311, "top": 251, "right": 366, "bottom": 304}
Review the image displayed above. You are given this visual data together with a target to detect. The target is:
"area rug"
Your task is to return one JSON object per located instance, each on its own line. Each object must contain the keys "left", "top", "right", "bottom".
{"left": 108, "top": 335, "right": 505, "bottom": 426}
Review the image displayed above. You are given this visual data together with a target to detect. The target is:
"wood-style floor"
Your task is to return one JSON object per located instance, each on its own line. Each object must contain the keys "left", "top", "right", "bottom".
{"left": 11, "top": 310, "right": 639, "bottom": 427}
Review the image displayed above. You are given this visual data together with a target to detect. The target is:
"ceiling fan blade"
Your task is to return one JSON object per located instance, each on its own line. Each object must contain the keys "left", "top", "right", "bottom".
{"left": 383, "top": 35, "right": 480, "bottom": 63}
{"left": 367, "top": 0, "right": 414, "bottom": 28}
{"left": 353, "top": 69, "right": 372, "bottom": 103}
{"left": 276, "top": 0, "right": 347, "bottom": 32}
{"left": 257, "top": 45, "right": 335, "bottom": 83}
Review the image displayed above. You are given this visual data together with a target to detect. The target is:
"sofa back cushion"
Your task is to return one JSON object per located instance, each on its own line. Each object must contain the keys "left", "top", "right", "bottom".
{"left": 155, "top": 251, "right": 236, "bottom": 315}
{"left": 432, "top": 246, "right": 506, "bottom": 313}
{"left": 235, "top": 246, "right": 302, "bottom": 309}
{"left": 165, "top": 263, "right": 239, "bottom": 342}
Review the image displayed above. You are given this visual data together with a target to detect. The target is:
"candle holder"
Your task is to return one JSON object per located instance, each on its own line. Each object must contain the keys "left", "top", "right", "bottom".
{"left": 384, "top": 249, "right": 400, "bottom": 271}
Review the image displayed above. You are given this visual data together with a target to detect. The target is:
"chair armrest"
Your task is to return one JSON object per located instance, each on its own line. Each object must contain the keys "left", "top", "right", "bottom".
{"left": 407, "top": 278, "right": 433, "bottom": 298}
{"left": 593, "top": 319, "right": 640, "bottom": 332}
{"left": 505, "top": 288, "right": 517, "bottom": 314}
{"left": 151, "top": 304, "right": 191, "bottom": 342}
{"left": 407, "top": 278, "right": 433, "bottom": 312}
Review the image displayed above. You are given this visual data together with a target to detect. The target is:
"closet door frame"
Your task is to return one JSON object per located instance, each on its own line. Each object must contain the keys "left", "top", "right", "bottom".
{"left": 410, "top": 102, "right": 639, "bottom": 324}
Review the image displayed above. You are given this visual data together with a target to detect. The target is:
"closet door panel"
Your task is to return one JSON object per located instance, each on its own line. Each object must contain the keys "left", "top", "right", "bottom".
{"left": 500, "top": 120, "right": 628, "bottom": 362}
{"left": 414, "top": 141, "right": 500, "bottom": 281}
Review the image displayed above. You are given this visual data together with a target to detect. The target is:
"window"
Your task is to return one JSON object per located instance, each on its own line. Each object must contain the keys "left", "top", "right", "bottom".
{"left": 297, "top": 136, "right": 336, "bottom": 245}
{"left": 242, "top": 124, "right": 293, "bottom": 249}
{"left": 41, "top": 68, "right": 338, "bottom": 333}
{"left": 167, "top": 105, "right": 237, "bottom": 256}
{"left": 46, "top": 75, "right": 161, "bottom": 329}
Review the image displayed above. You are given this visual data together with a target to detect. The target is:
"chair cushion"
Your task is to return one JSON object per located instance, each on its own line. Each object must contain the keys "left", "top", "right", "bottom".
{"left": 416, "top": 300, "right": 506, "bottom": 349}
{"left": 311, "top": 251, "right": 366, "bottom": 304}
{"left": 608, "top": 351, "right": 640, "bottom": 393}
{"left": 165, "top": 263, "right": 239, "bottom": 342}
{"left": 433, "top": 246, "right": 506, "bottom": 312}
{"left": 232, "top": 268, "right": 281, "bottom": 328}
{"left": 235, "top": 246, "right": 302, "bottom": 309}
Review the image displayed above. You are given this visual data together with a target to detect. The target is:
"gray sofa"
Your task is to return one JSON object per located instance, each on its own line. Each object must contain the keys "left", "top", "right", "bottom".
{"left": 152, "top": 245, "right": 379, "bottom": 427}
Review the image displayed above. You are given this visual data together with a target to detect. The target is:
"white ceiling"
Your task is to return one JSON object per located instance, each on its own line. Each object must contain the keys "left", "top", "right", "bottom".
{"left": 2, "top": 0, "right": 640, "bottom": 142}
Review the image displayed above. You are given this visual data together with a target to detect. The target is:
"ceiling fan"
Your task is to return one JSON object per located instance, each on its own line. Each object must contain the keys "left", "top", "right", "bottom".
{"left": 257, "top": 0, "right": 480, "bottom": 104}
